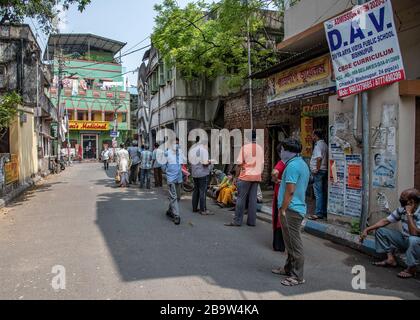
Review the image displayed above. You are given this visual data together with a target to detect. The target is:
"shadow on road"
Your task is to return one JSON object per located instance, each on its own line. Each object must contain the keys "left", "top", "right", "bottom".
{"left": 94, "top": 165, "right": 420, "bottom": 299}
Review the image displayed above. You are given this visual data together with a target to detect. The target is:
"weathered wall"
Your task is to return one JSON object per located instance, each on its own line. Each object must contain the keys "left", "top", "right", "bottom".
{"left": 9, "top": 108, "right": 38, "bottom": 183}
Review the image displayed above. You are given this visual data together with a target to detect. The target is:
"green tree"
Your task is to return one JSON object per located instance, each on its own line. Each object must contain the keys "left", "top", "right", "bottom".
{"left": 0, "top": 91, "right": 21, "bottom": 138}
{"left": 151, "top": 0, "right": 282, "bottom": 88}
{"left": 0, "top": 0, "right": 91, "bottom": 34}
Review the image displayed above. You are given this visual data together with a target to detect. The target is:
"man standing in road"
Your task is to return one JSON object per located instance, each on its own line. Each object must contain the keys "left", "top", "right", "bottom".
{"left": 163, "top": 139, "right": 185, "bottom": 225}
{"left": 308, "top": 129, "right": 328, "bottom": 221}
{"left": 272, "top": 138, "right": 310, "bottom": 287}
{"left": 225, "top": 131, "right": 264, "bottom": 227}
{"left": 190, "top": 137, "right": 213, "bottom": 216}
{"left": 101, "top": 146, "right": 110, "bottom": 171}
{"left": 152, "top": 143, "right": 164, "bottom": 188}
{"left": 127, "top": 140, "right": 140, "bottom": 185}
{"left": 140, "top": 145, "right": 153, "bottom": 189}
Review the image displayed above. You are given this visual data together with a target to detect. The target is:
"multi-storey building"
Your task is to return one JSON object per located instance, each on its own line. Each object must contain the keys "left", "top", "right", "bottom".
{"left": 0, "top": 24, "right": 55, "bottom": 193}
{"left": 45, "top": 33, "right": 130, "bottom": 160}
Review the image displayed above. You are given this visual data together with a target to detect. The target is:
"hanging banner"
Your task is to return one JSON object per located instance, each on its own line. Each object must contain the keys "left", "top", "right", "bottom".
{"left": 267, "top": 55, "right": 336, "bottom": 106}
{"left": 324, "top": 0, "right": 405, "bottom": 98}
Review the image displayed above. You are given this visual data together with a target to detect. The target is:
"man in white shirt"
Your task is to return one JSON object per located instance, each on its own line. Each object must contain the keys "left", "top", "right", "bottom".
{"left": 189, "top": 137, "right": 213, "bottom": 215}
{"left": 309, "top": 129, "right": 328, "bottom": 220}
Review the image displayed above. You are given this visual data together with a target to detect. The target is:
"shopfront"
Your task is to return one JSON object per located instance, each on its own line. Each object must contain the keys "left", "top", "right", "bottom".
{"left": 68, "top": 120, "right": 111, "bottom": 160}
{"left": 266, "top": 54, "right": 336, "bottom": 165}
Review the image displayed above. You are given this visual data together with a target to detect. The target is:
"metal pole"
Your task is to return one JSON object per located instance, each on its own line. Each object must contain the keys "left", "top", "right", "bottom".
{"left": 358, "top": 0, "right": 370, "bottom": 230}
{"left": 246, "top": 7, "right": 254, "bottom": 131}
{"left": 56, "top": 54, "right": 63, "bottom": 162}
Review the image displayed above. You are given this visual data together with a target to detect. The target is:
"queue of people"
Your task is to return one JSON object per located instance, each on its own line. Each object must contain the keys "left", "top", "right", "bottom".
{"left": 105, "top": 130, "right": 419, "bottom": 285}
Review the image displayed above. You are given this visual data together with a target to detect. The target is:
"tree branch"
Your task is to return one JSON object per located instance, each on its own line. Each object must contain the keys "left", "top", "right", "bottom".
{"left": 178, "top": 16, "right": 220, "bottom": 49}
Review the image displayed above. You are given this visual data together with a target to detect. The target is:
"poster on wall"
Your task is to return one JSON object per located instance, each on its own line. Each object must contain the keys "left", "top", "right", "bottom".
{"left": 372, "top": 152, "right": 396, "bottom": 189}
{"left": 345, "top": 155, "right": 363, "bottom": 217}
{"left": 324, "top": 0, "right": 405, "bottom": 98}
{"left": 301, "top": 117, "right": 314, "bottom": 158}
{"left": 328, "top": 143, "right": 346, "bottom": 215}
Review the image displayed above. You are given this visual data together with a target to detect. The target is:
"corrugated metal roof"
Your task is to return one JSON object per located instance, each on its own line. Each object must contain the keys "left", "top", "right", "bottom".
{"left": 44, "top": 33, "right": 126, "bottom": 60}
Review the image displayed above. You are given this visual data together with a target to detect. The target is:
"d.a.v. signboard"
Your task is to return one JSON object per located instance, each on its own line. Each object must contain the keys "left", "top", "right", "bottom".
{"left": 324, "top": 0, "right": 405, "bottom": 98}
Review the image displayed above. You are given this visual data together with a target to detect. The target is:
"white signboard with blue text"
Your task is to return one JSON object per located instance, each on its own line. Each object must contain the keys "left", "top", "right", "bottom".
{"left": 324, "top": 0, "right": 405, "bottom": 98}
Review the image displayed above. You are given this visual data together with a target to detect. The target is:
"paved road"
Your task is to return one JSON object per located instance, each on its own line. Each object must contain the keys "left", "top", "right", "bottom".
{"left": 0, "top": 163, "right": 419, "bottom": 300}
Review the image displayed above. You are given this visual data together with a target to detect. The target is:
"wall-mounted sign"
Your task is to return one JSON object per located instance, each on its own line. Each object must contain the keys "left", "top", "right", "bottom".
{"left": 324, "top": 0, "right": 405, "bottom": 98}
{"left": 69, "top": 121, "right": 110, "bottom": 131}
{"left": 302, "top": 104, "right": 329, "bottom": 117}
{"left": 268, "top": 55, "right": 336, "bottom": 106}
{"left": 301, "top": 117, "right": 314, "bottom": 158}
{"left": 4, "top": 154, "right": 19, "bottom": 184}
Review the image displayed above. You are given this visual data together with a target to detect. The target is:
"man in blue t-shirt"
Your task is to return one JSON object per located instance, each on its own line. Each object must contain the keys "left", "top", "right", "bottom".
{"left": 273, "top": 138, "right": 310, "bottom": 287}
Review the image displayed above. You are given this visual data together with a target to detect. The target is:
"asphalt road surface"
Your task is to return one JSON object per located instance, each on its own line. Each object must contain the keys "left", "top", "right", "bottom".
{"left": 0, "top": 163, "right": 419, "bottom": 300}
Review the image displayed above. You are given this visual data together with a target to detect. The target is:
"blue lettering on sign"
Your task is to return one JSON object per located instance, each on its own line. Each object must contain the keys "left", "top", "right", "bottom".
{"left": 327, "top": 6, "right": 390, "bottom": 53}
{"left": 328, "top": 29, "right": 342, "bottom": 51}
{"left": 369, "top": 7, "right": 385, "bottom": 33}
{"left": 350, "top": 24, "right": 366, "bottom": 45}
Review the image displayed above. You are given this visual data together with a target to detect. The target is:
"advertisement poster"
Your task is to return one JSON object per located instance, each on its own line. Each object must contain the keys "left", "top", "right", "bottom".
{"left": 301, "top": 117, "right": 314, "bottom": 158}
{"left": 373, "top": 152, "right": 396, "bottom": 189}
{"left": 324, "top": 0, "right": 405, "bottom": 98}
{"left": 328, "top": 143, "right": 346, "bottom": 215}
{"left": 345, "top": 155, "right": 363, "bottom": 217}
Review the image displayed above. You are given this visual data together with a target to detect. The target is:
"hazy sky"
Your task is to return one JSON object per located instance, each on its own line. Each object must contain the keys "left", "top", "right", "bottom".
{"left": 31, "top": 0, "right": 198, "bottom": 89}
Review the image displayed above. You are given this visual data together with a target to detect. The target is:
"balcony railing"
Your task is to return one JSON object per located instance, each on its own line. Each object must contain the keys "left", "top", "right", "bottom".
{"left": 48, "top": 88, "right": 129, "bottom": 100}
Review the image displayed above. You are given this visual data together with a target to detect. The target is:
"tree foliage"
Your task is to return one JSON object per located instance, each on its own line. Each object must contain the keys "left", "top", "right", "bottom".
{"left": 0, "top": 0, "right": 91, "bottom": 34}
{"left": 0, "top": 91, "right": 21, "bottom": 132}
{"left": 151, "top": 0, "right": 282, "bottom": 88}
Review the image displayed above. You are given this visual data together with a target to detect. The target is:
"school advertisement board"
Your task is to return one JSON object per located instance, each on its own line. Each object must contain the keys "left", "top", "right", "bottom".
{"left": 324, "top": 0, "right": 405, "bottom": 98}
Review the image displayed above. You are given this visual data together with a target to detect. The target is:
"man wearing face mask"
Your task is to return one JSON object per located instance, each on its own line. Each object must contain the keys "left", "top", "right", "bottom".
{"left": 274, "top": 138, "right": 310, "bottom": 287}
{"left": 360, "top": 189, "right": 420, "bottom": 279}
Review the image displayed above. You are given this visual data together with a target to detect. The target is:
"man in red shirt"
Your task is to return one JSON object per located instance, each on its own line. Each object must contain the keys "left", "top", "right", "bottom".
{"left": 225, "top": 132, "right": 264, "bottom": 227}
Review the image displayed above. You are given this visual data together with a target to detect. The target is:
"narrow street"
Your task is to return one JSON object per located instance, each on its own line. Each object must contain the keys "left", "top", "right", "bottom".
{"left": 0, "top": 163, "right": 418, "bottom": 300}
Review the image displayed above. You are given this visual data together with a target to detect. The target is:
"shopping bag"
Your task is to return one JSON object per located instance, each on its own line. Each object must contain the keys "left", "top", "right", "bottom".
{"left": 115, "top": 171, "right": 121, "bottom": 183}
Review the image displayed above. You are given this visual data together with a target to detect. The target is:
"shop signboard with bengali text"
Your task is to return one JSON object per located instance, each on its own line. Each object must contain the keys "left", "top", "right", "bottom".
{"left": 69, "top": 121, "right": 110, "bottom": 131}
{"left": 324, "top": 0, "right": 405, "bottom": 99}
{"left": 4, "top": 154, "right": 19, "bottom": 185}
{"left": 267, "top": 55, "right": 336, "bottom": 106}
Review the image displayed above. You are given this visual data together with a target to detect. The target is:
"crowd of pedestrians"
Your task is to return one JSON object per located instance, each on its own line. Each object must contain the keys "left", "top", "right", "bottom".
{"left": 103, "top": 129, "right": 419, "bottom": 286}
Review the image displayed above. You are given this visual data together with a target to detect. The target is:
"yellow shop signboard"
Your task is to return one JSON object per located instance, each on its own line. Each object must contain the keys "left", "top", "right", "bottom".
{"left": 69, "top": 121, "right": 110, "bottom": 131}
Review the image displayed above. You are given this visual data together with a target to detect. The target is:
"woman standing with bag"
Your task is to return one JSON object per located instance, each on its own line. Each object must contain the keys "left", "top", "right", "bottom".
{"left": 272, "top": 143, "right": 286, "bottom": 252}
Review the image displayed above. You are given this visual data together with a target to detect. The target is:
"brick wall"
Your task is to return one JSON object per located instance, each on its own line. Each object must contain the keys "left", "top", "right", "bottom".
{"left": 223, "top": 87, "right": 303, "bottom": 184}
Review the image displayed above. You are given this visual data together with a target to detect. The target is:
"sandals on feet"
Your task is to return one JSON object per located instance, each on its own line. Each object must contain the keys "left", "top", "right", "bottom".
{"left": 397, "top": 270, "right": 416, "bottom": 279}
{"left": 271, "top": 268, "right": 292, "bottom": 276}
{"left": 281, "top": 277, "right": 306, "bottom": 287}
{"left": 372, "top": 260, "right": 397, "bottom": 268}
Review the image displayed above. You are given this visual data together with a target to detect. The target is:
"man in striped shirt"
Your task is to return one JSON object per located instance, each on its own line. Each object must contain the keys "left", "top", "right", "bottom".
{"left": 360, "top": 189, "right": 420, "bottom": 279}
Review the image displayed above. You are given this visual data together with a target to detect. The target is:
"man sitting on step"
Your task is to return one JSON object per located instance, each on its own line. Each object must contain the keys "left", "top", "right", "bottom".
{"left": 360, "top": 188, "right": 420, "bottom": 279}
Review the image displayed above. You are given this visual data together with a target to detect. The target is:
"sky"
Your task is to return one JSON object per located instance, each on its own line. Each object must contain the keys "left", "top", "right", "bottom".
{"left": 31, "top": 0, "right": 198, "bottom": 90}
